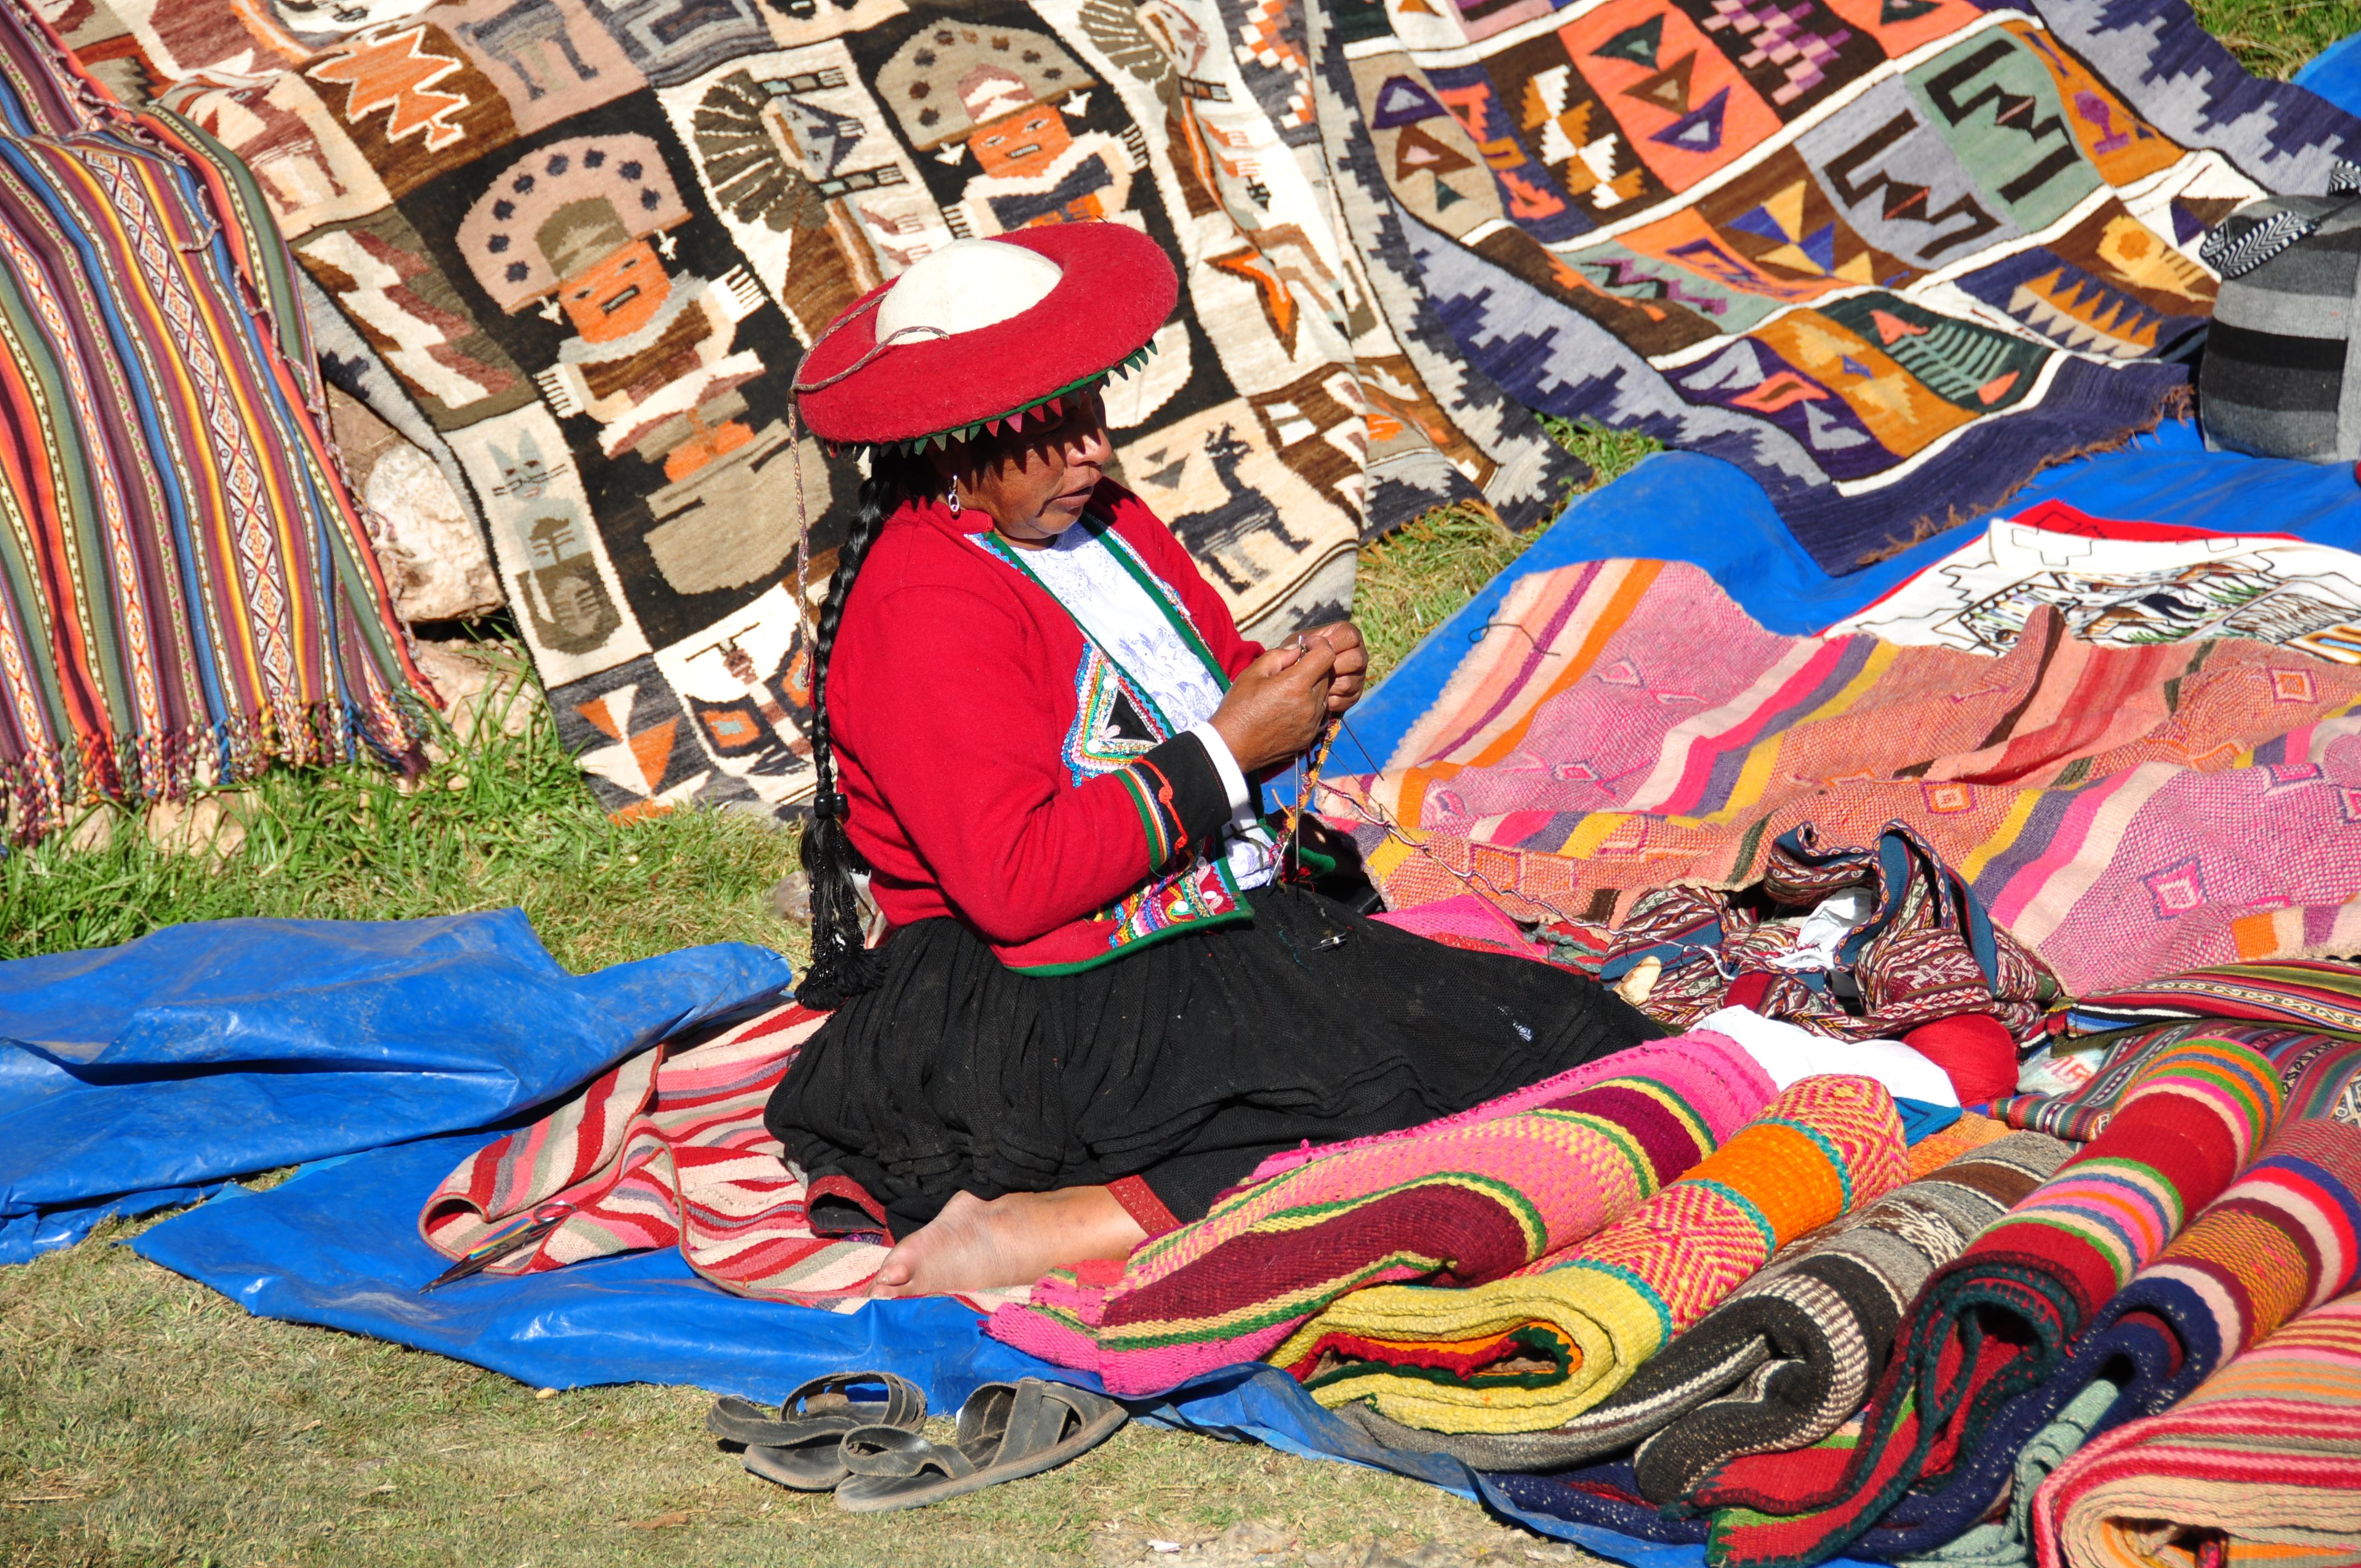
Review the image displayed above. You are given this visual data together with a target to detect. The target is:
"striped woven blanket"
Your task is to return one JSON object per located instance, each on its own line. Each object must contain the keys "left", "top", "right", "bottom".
{"left": 1998, "top": 960, "right": 2361, "bottom": 1139}
{"left": 2055, "top": 957, "right": 2361, "bottom": 1037}
{"left": 1862, "top": 1035, "right": 2361, "bottom": 1565}
{"left": 985, "top": 1031, "right": 1776, "bottom": 1395}
{"left": 1272, "top": 1075, "right": 1911, "bottom": 1436}
{"left": 2032, "top": 1295, "right": 2361, "bottom": 1568}
{"left": 420, "top": 1000, "right": 901, "bottom": 1306}
{"left": 0, "top": 10, "right": 427, "bottom": 839}
{"left": 1324, "top": 561, "right": 2361, "bottom": 998}
{"left": 1691, "top": 1028, "right": 2288, "bottom": 1567}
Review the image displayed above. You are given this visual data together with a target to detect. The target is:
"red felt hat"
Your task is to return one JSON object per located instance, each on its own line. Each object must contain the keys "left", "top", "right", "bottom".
{"left": 796, "top": 224, "right": 1177, "bottom": 453}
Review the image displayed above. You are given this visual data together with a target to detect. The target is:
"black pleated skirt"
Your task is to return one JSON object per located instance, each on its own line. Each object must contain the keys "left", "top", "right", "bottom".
{"left": 765, "top": 884, "right": 1663, "bottom": 1238}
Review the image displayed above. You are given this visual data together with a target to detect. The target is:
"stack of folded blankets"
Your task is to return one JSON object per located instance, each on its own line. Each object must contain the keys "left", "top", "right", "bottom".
{"left": 992, "top": 971, "right": 2361, "bottom": 1568}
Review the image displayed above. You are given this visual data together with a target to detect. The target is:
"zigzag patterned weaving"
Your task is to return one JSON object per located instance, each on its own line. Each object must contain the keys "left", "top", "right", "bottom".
{"left": 984, "top": 1032, "right": 1777, "bottom": 1395}
{"left": 0, "top": 10, "right": 426, "bottom": 838}
{"left": 1693, "top": 1028, "right": 2288, "bottom": 1567}
{"left": 1267, "top": 1075, "right": 1911, "bottom": 1436}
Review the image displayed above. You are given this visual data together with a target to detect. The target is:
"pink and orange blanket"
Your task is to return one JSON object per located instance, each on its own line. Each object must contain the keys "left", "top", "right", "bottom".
{"left": 1324, "top": 560, "right": 2361, "bottom": 999}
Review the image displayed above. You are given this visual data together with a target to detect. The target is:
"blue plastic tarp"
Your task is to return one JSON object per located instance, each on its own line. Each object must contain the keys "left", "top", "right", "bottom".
{"left": 0, "top": 910, "right": 793, "bottom": 1262}
{"left": 2295, "top": 28, "right": 2361, "bottom": 105}
{"left": 129, "top": 1129, "right": 1844, "bottom": 1567}
{"left": 1325, "top": 421, "right": 2361, "bottom": 780}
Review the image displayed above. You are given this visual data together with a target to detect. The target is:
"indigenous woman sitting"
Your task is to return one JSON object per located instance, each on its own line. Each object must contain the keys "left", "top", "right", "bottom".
{"left": 769, "top": 224, "right": 1660, "bottom": 1298}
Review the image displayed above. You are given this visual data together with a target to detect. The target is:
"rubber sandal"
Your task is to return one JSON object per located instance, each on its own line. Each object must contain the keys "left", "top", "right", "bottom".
{"left": 833, "top": 1378, "right": 1127, "bottom": 1513}
{"left": 706, "top": 1371, "right": 926, "bottom": 1492}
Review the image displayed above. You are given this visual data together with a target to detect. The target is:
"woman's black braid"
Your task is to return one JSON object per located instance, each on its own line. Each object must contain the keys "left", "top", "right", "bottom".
{"left": 793, "top": 448, "right": 925, "bottom": 1010}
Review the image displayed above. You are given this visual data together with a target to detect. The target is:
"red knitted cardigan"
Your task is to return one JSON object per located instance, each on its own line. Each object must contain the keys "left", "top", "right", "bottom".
{"left": 827, "top": 480, "right": 1266, "bottom": 974}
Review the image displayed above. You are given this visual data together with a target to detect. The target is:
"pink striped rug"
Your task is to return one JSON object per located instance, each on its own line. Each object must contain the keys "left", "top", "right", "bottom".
{"left": 419, "top": 1002, "right": 908, "bottom": 1308}
{"left": 1329, "top": 560, "right": 2361, "bottom": 996}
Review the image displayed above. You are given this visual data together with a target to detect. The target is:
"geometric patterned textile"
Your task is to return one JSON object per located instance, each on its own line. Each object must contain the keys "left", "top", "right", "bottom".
{"left": 1319, "top": 0, "right": 2361, "bottom": 573}
{"left": 0, "top": 10, "right": 428, "bottom": 842}
{"left": 1990, "top": 1020, "right": 2210, "bottom": 1142}
{"left": 1596, "top": 821, "right": 2059, "bottom": 1046}
{"left": 2031, "top": 1294, "right": 2361, "bottom": 1568}
{"left": 421, "top": 1000, "right": 919, "bottom": 1308}
{"left": 1321, "top": 560, "right": 2361, "bottom": 997}
{"left": 1832, "top": 1036, "right": 2361, "bottom": 1562}
{"left": 1995, "top": 960, "right": 2361, "bottom": 1138}
{"left": 1265, "top": 1074, "right": 1912, "bottom": 1435}
{"left": 1825, "top": 500, "right": 2361, "bottom": 662}
{"left": 984, "top": 1030, "right": 1779, "bottom": 1395}
{"left": 1691, "top": 1027, "right": 2288, "bottom": 1567}
{"left": 52, "top": 0, "right": 1587, "bottom": 824}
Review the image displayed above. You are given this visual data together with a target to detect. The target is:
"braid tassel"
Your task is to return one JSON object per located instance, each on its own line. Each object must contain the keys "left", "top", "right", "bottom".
{"left": 793, "top": 450, "right": 923, "bottom": 1012}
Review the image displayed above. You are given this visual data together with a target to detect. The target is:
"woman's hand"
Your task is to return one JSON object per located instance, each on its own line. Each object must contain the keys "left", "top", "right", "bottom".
{"left": 1210, "top": 639, "right": 1335, "bottom": 774}
{"left": 1304, "top": 621, "right": 1368, "bottom": 715}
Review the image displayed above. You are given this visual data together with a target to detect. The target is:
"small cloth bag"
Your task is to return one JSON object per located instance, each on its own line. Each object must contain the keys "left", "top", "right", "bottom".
{"left": 2199, "top": 186, "right": 2361, "bottom": 461}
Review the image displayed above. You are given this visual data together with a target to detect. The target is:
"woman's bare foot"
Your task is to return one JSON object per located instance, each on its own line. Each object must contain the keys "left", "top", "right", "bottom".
{"left": 869, "top": 1186, "right": 1149, "bottom": 1298}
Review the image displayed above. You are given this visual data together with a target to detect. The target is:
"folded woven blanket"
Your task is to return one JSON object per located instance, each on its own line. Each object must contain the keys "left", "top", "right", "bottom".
{"left": 2032, "top": 1293, "right": 2361, "bottom": 1568}
{"left": 1328, "top": 564, "right": 2361, "bottom": 1001}
{"left": 2054, "top": 957, "right": 2361, "bottom": 1038}
{"left": 986, "top": 1033, "right": 1776, "bottom": 1395}
{"left": 2001, "top": 960, "right": 2361, "bottom": 1139}
{"left": 1692, "top": 1029, "right": 2288, "bottom": 1567}
{"left": 420, "top": 1001, "right": 899, "bottom": 1305}
{"left": 1838, "top": 1036, "right": 2361, "bottom": 1562}
{"left": 1271, "top": 1075, "right": 1911, "bottom": 1436}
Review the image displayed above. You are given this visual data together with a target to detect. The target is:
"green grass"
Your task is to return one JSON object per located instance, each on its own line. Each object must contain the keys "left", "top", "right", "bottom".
{"left": 2196, "top": 0, "right": 2361, "bottom": 75}
{"left": 0, "top": 646, "right": 798, "bottom": 973}
{"left": 0, "top": 1213, "right": 1548, "bottom": 1568}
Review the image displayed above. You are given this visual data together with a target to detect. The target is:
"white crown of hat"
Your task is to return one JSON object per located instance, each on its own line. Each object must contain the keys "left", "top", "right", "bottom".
{"left": 874, "top": 238, "right": 1063, "bottom": 342}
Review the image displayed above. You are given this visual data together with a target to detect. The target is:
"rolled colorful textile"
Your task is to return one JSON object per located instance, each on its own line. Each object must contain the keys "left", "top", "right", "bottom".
{"left": 1842, "top": 1037, "right": 2361, "bottom": 1562}
{"left": 1270, "top": 1075, "right": 1911, "bottom": 1435}
{"left": 1332, "top": 1126, "right": 2066, "bottom": 1481}
{"left": 986, "top": 1032, "right": 1777, "bottom": 1395}
{"left": 2032, "top": 1294, "right": 2361, "bottom": 1568}
{"left": 1693, "top": 1028, "right": 2288, "bottom": 1568}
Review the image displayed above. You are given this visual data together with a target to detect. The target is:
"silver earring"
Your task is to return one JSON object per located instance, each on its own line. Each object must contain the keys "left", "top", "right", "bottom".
{"left": 946, "top": 484, "right": 962, "bottom": 518}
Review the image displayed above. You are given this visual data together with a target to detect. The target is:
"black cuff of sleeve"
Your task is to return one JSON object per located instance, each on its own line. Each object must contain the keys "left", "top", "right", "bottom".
{"left": 1139, "top": 732, "right": 1234, "bottom": 870}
